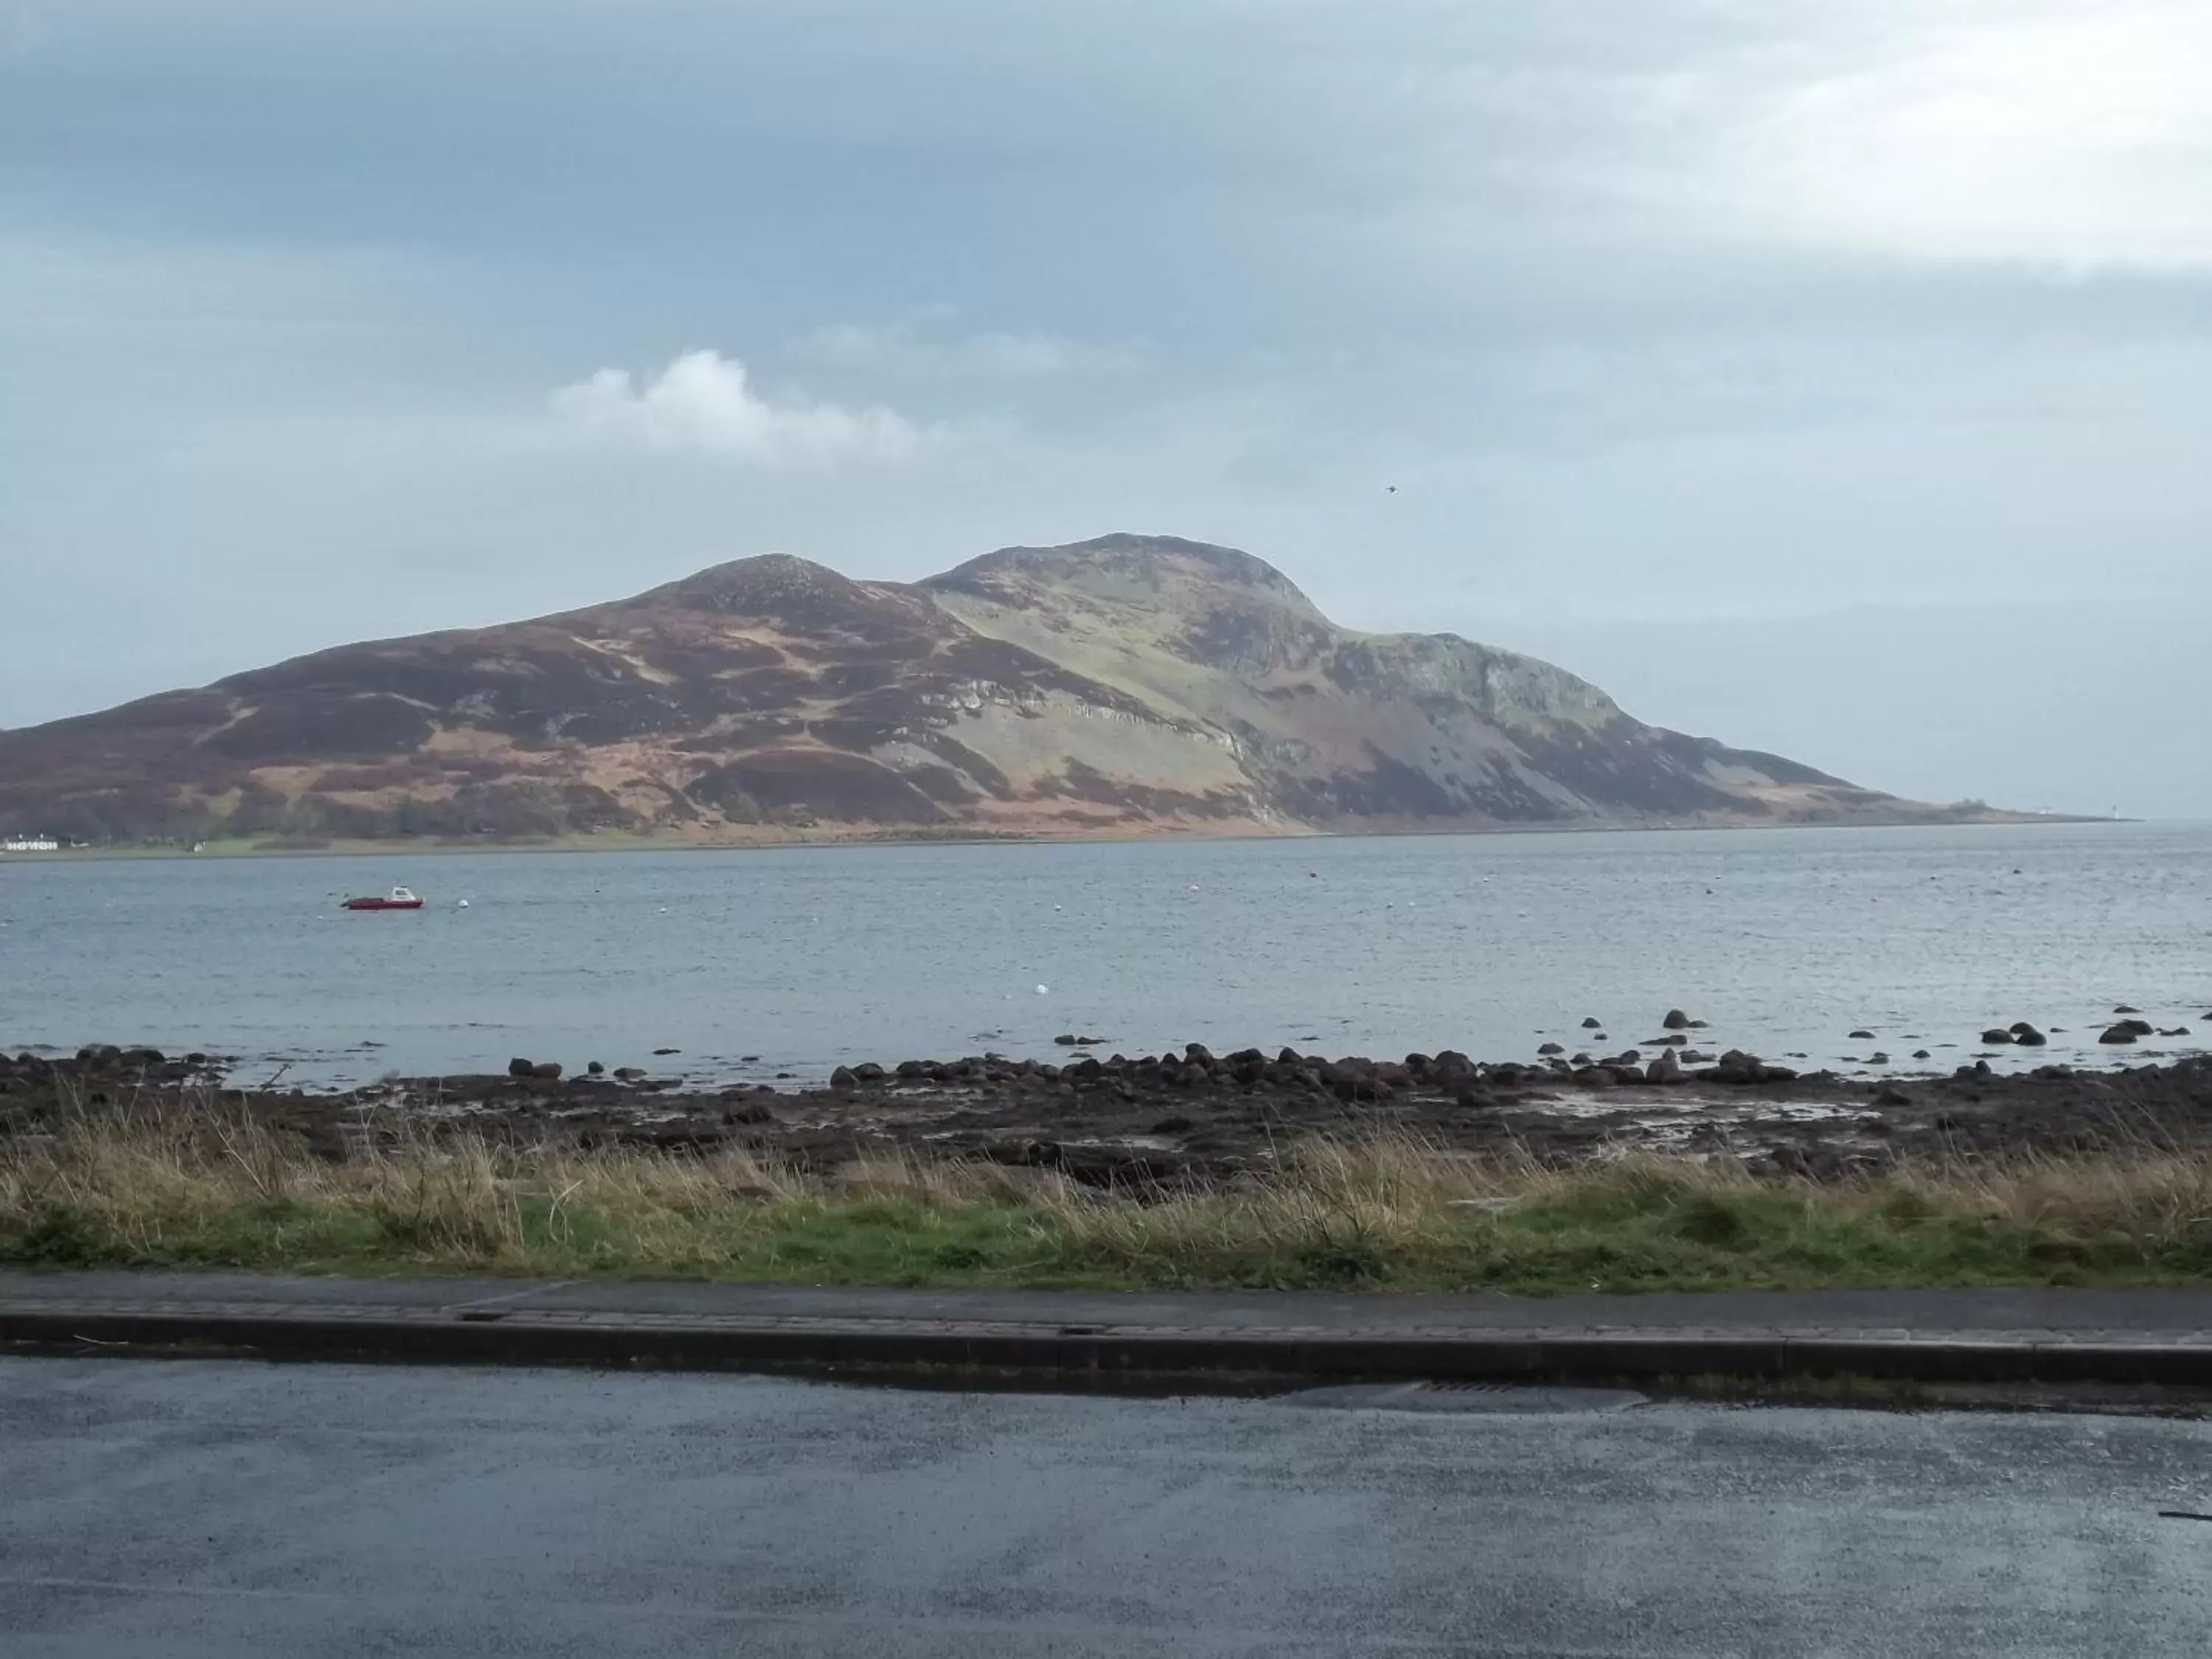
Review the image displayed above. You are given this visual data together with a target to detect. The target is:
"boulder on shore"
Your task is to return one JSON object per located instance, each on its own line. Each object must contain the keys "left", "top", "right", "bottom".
{"left": 1711, "top": 1049, "right": 1766, "bottom": 1085}
{"left": 2098, "top": 1026, "right": 2138, "bottom": 1045}
{"left": 1581, "top": 1016, "right": 1603, "bottom": 1029}
{"left": 1662, "top": 1009, "right": 1691, "bottom": 1030}
{"left": 1979, "top": 1028, "right": 2014, "bottom": 1046}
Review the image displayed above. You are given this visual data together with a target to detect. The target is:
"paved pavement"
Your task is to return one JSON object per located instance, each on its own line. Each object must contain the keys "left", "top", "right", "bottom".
{"left": 6, "top": 1270, "right": 2212, "bottom": 1387}
{"left": 6, "top": 1354, "right": 2212, "bottom": 1656}
{"left": 14, "top": 1267, "right": 2212, "bottom": 1331}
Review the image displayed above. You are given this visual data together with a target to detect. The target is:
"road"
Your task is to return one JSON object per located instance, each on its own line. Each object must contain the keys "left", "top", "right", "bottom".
{"left": 4, "top": 1357, "right": 2210, "bottom": 1656}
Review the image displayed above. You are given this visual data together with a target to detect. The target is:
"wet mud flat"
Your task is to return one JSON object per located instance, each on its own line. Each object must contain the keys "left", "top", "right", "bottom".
{"left": 9, "top": 1043, "right": 2212, "bottom": 1188}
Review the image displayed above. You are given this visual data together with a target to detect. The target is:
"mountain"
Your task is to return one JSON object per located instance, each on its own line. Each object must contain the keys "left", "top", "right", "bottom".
{"left": 0, "top": 534, "right": 2003, "bottom": 846}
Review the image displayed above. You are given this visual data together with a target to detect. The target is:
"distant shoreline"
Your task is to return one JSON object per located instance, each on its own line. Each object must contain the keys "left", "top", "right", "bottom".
{"left": 0, "top": 810, "right": 2124, "bottom": 862}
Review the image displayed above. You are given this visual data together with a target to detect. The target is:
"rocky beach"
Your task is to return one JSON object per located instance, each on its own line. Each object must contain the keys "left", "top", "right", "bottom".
{"left": 13, "top": 1034, "right": 2212, "bottom": 1190}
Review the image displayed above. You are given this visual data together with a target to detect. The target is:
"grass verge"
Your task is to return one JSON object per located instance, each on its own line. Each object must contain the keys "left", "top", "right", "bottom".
{"left": 6, "top": 1101, "right": 2212, "bottom": 1291}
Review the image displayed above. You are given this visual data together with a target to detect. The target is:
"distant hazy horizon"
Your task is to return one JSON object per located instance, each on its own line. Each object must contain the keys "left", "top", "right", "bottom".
{"left": 6, "top": 3, "right": 2208, "bottom": 815}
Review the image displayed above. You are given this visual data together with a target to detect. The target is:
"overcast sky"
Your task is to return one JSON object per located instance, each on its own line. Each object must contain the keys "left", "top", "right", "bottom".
{"left": 4, "top": 1, "right": 2208, "bottom": 815}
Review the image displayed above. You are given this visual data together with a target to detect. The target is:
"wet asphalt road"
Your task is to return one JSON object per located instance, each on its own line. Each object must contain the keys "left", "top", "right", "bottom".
{"left": 4, "top": 1358, "right": 2211, "bottom": 1657}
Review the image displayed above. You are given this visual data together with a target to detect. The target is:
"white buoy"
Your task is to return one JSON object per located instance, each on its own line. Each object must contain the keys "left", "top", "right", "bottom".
{"left": 1035, "top": 984, "right": 1049, "bottom": 995}
{"left": 457, "top": 899, "right": 470, "bottom": 908}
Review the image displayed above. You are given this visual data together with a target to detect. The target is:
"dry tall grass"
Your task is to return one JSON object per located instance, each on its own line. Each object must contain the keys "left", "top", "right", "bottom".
{"left": 7, "top": 1093, "right": 2212, "bottom": 1289}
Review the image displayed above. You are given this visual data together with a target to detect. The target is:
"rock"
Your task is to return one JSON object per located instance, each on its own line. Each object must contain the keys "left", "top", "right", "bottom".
{"left": 1874, "top": 1085, "right": 1911, "bottom": 1107}
{"left": 1571, "top": 1052, "right": 1593, "bottom": 1068}
{"left": 1711, "top": 1048, "right": 1766, "bottom": 1085}
{"left": 1662, "top": 1009, "right": 1690, "bottom": 1030}
{"left": 612, "top": 1067, "right": 646, "bottom": 1081}
{"left": 528, "top": 1061, "right": 562, "bottom": 1081}
{"left": 507, "top": 1057, "right": 535, "bottom": 1077}
{"left": 2159, "top": 1027, "right": 2190, "bottom": 1038}
{"left": 2120, "top": 1018, "right": 2154, "bottom": 1036}
{"left": 1537, "top": 1042, "right": 1565, "bottom": 1056}
{"left": 2114, "top": 1005, "right": 2141, "bottom": 1015}
{"left": 1581, "top": 1017, "right": 1603, "bottom": 1029}
{"left": 1184, "top": 1043, "right": 1214, "bottom": 1065}
{"left": 1912, "top": 1049, "right": 1931, "bottom": 1060}
{"left": 652, "top": 1048, "right": 680, "bottom": 1056}
{"left": 1979, "top": 1028, "right": 2014, "bottom": 1045}
{"left": 2098, "top": 1026, "right": 2138, "bottom": 1045}
{"left": 2011, "top": 1026, "right": 2048, "bottom": 1047}
{"left": 1866, "top": 1051, "right": 1889, "bottom": 1065}
{"left": 829, "top": 1065, "right": 858, "bottom": 1091}
{"left": 585, "top": 1060, "right": 605, "bottom": 1075}
{"left": 1646, "top": 1050, "right": 1684, "bottom": 1084}
{"left": 852, "top": 1062, "right": 886, "bottom": 1082}
{"left": 723, "top": 1100, "right": 776, "bottom": 1125}
{"left": 1054, "top": 1034, "right": 1079, "bottom": 1046}
{"left": 1848, "top": 1029, "right": 1876, "bottom": 1040}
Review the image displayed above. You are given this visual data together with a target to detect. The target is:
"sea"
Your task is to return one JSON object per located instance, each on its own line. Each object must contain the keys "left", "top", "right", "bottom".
{"left": 1, "top": 822, "right": 2207, "bottom": 1088}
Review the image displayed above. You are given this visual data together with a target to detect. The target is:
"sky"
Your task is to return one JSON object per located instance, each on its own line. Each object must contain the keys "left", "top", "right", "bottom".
{"left": 3, "top": 0, "right": 2208, "bottom": 816}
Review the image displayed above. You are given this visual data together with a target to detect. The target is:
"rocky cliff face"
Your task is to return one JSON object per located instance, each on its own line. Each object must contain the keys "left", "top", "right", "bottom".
{"left": 0, "top": 534, "right": 1978, "bottom": 844}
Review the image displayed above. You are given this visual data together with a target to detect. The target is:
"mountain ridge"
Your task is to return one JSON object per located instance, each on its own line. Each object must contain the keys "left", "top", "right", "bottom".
{"left": 0, "top": 534, "right": 2013, "bottom": 846}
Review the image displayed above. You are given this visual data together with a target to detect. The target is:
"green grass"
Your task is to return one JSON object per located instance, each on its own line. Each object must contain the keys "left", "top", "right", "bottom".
{"left": 7, "top": 1108, "right": 2212, "bottom": 1292}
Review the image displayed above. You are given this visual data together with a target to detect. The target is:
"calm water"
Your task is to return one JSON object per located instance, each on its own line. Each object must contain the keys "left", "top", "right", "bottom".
{"left": 1, "top": 824, "right": 2208, "bottom": 1087}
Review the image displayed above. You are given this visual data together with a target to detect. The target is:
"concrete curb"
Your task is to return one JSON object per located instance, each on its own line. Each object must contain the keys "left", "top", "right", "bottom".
{"left": 8, "top": 1303, "right": 2212, "bottom": 1389}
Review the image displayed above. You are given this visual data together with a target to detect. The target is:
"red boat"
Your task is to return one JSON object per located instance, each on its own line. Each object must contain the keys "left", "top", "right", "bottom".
{"left": 341, "top": 886, "right": 425, "bottom": 912}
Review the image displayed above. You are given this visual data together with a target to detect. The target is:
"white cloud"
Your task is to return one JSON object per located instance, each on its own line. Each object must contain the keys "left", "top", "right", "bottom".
{"left": 790, "top": 320, "right": 1144, "bottom": 380}
{"left": 549, "top": 349, "right": 923, "bottom": 466}
{"left": 1718, "top": 1, "right": 2212, "bottom": 268}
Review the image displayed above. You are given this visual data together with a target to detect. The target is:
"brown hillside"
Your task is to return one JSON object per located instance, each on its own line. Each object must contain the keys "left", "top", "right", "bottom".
{"left": 0, "top": 534, "right": 1992, "bottom": 844}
